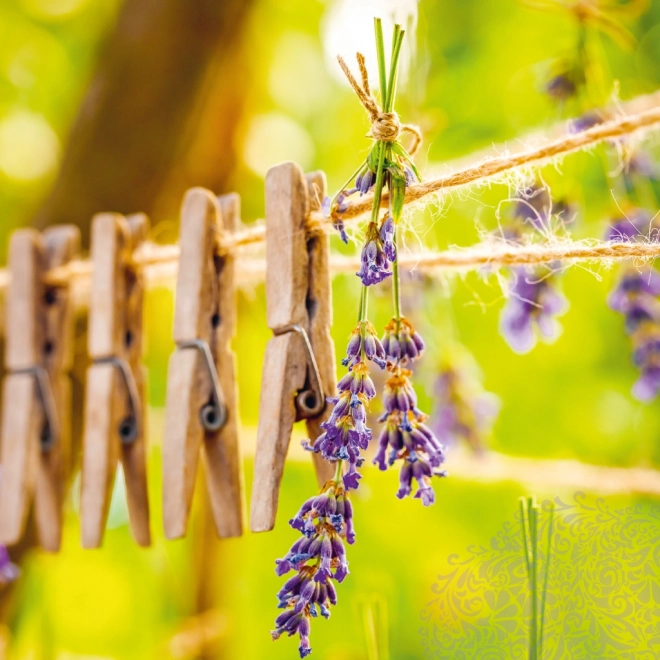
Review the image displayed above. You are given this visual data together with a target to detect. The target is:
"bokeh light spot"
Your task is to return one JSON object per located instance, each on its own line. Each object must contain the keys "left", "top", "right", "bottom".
{"left": 20, "top": 0, "right": 90, "bottom": 21}
{"left": 243, "top": 113, "right": 315, "bottom": 178}
{"left": 0, "top": 110, "right": 60, "bottom": 181}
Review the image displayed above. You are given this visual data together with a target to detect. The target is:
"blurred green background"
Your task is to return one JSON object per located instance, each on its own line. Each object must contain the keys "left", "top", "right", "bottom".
{"left": 0, "top": 0, "right": 659, "bottom": 658}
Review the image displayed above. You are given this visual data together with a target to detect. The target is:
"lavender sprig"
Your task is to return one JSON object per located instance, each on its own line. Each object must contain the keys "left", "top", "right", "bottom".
{"left": 606, "top": 209, "right": 660, "bottom": 401}
{"left": 271, "top": 19, "right": 410, "bottom": 657}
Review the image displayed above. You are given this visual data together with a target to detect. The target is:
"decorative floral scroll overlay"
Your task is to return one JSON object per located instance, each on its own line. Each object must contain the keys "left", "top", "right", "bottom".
{"left": 420, "top": 492, "right": 660, "bottom": 659}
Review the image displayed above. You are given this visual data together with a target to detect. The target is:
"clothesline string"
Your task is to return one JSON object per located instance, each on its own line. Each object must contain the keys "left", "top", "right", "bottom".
{"left": 1, "top": 90, "right": 659, "bottom": 295}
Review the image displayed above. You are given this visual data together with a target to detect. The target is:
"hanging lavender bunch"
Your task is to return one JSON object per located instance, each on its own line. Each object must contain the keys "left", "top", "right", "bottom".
{"left": 606, "top": 208, "right": 660, "bottom": 401}
{"left": 529, "top": 0, "right": 645, "bottom": 108}
{"left": 271, "top": 20, "right": 419, "bottom": 657}
{"left": 374, "top": 317, "right": 447, "bottom": 504}
{"left": 499, "top": 185, "right": 569, "bottom": 354}
{"left": 431, "top": 358, "right": 500, "bottom": 454}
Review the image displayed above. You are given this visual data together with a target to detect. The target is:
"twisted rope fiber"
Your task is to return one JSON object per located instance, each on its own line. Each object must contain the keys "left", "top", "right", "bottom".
{"left": 330, "top": 104, "right": 660, "bottom": 222}
{"left": 1, "top": 93, "right": 660, "bottom": 294}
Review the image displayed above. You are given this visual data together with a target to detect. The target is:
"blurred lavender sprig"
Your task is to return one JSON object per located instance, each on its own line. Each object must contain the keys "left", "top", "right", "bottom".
{"left": 606, "top": 208, "right": 660, "bottom": 401}
{"left": 431, "top": 362, "right": 500, "bottom": 454}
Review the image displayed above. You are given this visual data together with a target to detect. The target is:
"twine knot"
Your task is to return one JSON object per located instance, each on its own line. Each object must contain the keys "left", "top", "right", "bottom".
{"left": 371, "top": 112, "right": 401, "bottom": 142}
{"left": 337, "top": 52, "right": 422, "bottom": 156}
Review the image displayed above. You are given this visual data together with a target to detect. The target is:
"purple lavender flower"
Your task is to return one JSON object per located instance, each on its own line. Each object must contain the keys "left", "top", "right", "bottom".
{"left": 357, "top": 222, "right": 392, "bottom": 286}
{"left": 606, "top": 210, "right": 660, "bottom": 402}
{"left": 631, "top": 336, "right": 660, "bottom": 401}
{"left": 0, "top": 545, "right": 19, "bottom": 587}
{"left": 342, "top": 321, "right": 386, "bottom": 368}
{"left": 305, "top": 361, "right": 375, "bottom": 491}
{"left": 381, "top": 317, "right": 425, "bottom": 366}
{"left": 356, "top": 168, "right": 376, "bottom": 195}
{"left": 373, "top": 364, "right": 447, "bottom": 504}
{"left": 608, "top": 271, "right": 660, "bottom": 334}
{"left": 545, "top": 73, "right": 577, "bottom": 102}
{"left": 379, "top": 215, "right": 396, "bottom": 262}
{"left": 567, "top": 111, "right": 603, "bottom": 134}
{"left": 625, "top": 151, "right": 659, "bottom": 180}
{"left": 324, "top": 188, "right": 357, "bottom": 244}
{"left": 0, "top": 469, "right": 19, "bottom": 589}
{"left": 514, "top": 185, "right": 576, "bottom": 230}
{"left": 431, "top": 365, "right": 500, "bottom": 454}
{"left": 605, "top": 208, "right": 657, "bottom": 243}
{"left": 272, "top": 480, "right": 353, "bottom": 657}
{"left": 499, "top": 267, "right": 567, "bottom": 354}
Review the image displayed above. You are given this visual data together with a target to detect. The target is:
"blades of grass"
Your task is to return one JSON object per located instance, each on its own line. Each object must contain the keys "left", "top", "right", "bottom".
{"left": 539, "top": 501, "right": 555, "bottom": 659}
{"left": 519, "top": 497, "right": 531, "bottom": 575}
{"left": 362, "top": 601, "right": 379, "bottom": 660}
{"left": 529, "top": 497, "right": 538, "bottom": 660}
{"left": 374, "top": 18, "right": 388, "bottom": 109}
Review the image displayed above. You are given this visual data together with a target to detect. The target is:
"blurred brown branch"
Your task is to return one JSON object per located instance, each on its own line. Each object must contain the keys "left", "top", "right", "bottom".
{"left": 34, "top": 0, "right": 256, "bottom": 243}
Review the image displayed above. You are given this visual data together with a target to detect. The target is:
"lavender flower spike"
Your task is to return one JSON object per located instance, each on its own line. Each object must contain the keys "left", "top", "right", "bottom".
{"left": 382, "top": 317, "right": 425, "bottom": 366}
{"left": 272, "top": 478, "right": 354, "bottom": 657}
{"left": 500, "top": 267, "right": 567, "bottom": 354}
{"left": 357, "top": 222, "right": 392, "bottom": 286}
{"left": 0, "top": 546, "right": 19, "bottom": 587}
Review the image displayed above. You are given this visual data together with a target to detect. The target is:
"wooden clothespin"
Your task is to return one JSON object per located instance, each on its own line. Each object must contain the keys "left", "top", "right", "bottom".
{"left": 163, "top": 188, "right": 245, "bottom": 540}
{"left": 81, "top": 213, "right": 150, "bottom": 548}
{"left": 0, "top": 225, "right": 80, "bottom": 552}
{"left": 250, "top": 162, "right": 337, "bottom": 533}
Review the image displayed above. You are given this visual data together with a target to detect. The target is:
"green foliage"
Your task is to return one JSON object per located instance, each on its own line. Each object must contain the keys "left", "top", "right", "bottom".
{"left": 1, "top": 0, "right": 660, "bottom": 658}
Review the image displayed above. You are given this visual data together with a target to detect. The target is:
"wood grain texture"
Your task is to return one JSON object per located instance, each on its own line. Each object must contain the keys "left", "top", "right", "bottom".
{"left": 81, "top": 213, "right": 150, "bottom": 548}
{"left": 0, "top": 226, "right": 79, "bottom": 551}
{"left": 35, "top": 227, "right": 80, "bottom": 552}
{"left": 4, "top": 230, "right": 44, "bottom": 371}
{"left": 251, "top": 162, "right": 312, "bottom": 532}
{"left": 304, "top": 172, "right": 336, "bottom": 487}
{"left": 265, "top": 162, "right": 309, "bottom": 329}
{"left": 204, "top": 193, "right": 245, "bottom": 538}
{"left": 0, "top": 375, "right": 41, "bottom": 546}
{"left": 250, "top": 333, "right": 307, "bottom": 532}
{"left": 163, "top": 189, "right": 244, "bottom": 539}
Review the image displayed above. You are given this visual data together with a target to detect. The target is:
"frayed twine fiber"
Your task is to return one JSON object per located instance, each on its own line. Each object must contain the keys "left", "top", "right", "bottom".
{"left": 2, "top": 91, "right": 660, "bottom": 297}
{"left": 10, "top": 237, "right": 659, "bottom": 299}
{"left": 330, "top": 102, "right": 660, "bottom": 223}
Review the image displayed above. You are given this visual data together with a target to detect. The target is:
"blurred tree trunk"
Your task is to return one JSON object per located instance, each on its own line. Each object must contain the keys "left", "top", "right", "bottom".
{"left": 34, "top": 0, "right": 255, "bottom": 243}
{"left": 2, "top": 0, "right": 256, "bottom": 635}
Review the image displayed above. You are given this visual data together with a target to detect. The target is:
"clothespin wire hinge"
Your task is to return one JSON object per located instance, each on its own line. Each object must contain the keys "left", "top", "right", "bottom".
{"left": 10, "top": 365, "right": 60, "bottom": 451}
{"left": 93, "top": 356, "right": 142, "bottom": 444}
{"left": 176, "top": 339, "right": 227, "bottom": 432}
{"left": 272, "top": 324, "right": 325, "bottom": 419}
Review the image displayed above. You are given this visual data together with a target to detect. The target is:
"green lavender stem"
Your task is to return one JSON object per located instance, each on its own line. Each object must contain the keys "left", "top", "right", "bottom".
{"left": 520, "top": 496, "right": 555, "bottom": 660}
{"left": 539, "top": 502, "right": 555, "bottom": 658}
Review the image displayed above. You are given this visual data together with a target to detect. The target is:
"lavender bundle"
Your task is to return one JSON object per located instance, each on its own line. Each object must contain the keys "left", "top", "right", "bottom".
{"left": 499, "top": 185, "right": 571, "bottom": 354}
{"left": 271, "top": 20, "right": 446, "bottom": 657}
{"left": 606, "top": 208, "right": 660, "bottom": 401}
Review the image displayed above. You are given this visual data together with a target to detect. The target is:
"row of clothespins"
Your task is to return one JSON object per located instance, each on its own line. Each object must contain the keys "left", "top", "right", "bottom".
{"left": 0, "top": 162, "right": 336, "bottom": 552}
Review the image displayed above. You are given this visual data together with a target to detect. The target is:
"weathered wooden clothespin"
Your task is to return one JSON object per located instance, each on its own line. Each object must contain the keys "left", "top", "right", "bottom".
{"left": 81, "top": 213, "right": 150, "bottom": 548}
{"left": 163, "top": 188, "right": 245, "bottom": 540}
{"left": 0, "top": 225, "right": 80, "bottom": 552}
{"left": 250, "top": 162, "right": 337, "bottom": 533}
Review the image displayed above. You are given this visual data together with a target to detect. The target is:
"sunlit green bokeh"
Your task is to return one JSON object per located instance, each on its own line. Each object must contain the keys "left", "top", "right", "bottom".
{"left": 1, "top": 0, "right": 659, "bottom": 658}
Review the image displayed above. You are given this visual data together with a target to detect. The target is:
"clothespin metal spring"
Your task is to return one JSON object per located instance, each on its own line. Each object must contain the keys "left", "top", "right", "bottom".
{"left": 176, "top": 339, "right": 227, "bottom": 432}
{"left": 272, "top": 324, "right": 325, "bottom": 420}
{"left": 9, "top": 365, "right": 60, "bottom": 451}
{"left": 93, "top": 356, "right": 142, "bottom": 445}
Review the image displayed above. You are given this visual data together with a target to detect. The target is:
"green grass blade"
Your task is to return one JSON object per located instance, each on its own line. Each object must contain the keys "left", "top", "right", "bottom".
{"left": 539, "top": 501, "right": 555, "bottom": 659}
